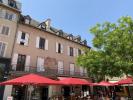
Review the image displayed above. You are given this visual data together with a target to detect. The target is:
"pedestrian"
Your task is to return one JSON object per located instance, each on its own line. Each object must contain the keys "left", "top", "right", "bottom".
{"left": 111, "top": 90, "right": 116, "bottom": 100}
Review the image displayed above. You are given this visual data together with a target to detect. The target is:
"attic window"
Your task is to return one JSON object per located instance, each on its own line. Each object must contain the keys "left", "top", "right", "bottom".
{"left": 67, "top": 34, "right": 73, "bottom": 40}
{"left": 24, "top": 15, "right": 31, "bottom": 24}
{"left": 8, "top": 0, "right": 17, "bottom": 8}
{"left": 38, "top": 23, "right": 46, "bottom": 30}
{"left": 57, "top": 30, "right": 63, "bottom": 36}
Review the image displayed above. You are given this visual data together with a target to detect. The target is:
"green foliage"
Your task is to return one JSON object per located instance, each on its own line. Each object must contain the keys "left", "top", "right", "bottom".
{"left": 76, "top": 16, "right": 133, "bottom": 82}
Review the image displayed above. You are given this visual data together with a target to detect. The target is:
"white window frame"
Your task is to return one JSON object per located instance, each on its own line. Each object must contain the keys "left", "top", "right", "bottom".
{"left": 70, "top": 63, "right": 75, "bottom": 75}
{"left": 58, "top": 61, "right": 64, "bottom": 74}
{"left": 0, "top": 41, "right": 7, "bottom": 57}
{"left": 0, "top": 25, "right": 10, "bottom": 36}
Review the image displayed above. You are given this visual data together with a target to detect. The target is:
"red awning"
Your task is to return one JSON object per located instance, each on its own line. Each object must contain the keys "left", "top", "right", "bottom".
{"left": 114, "top": 77, "right": 133, "bottom": 85}
{"left": 58, "top": 77, "right": 92, "bottom": 85}
{"left": 0, "top": 74, "right": 61, "bottom": 86}
{"left": 93, "top": 81, "right": 115, "bottom": 86}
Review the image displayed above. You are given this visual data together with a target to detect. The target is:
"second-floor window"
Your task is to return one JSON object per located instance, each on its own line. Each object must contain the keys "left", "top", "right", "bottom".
{"left": 56, "top": 42, "right": 63, "bottom": 53}
{"left": 0, "top": 42, "right": 6, "bottom": 57}
{"left": 17, "top": 31, "right": 29, "bottom": 46}
{"left": 5, "top": 12, "right": 16, "bottom": 21}
{"left": 16, "top": 54, "right": 26, "bottom": 71}
{"left": 12, "top": 53, "right": 30, "bottom": 71}
{"left": 70, "top": 47, "right": 73, "bottom": 56}
{"left": 36, "top": 37, "right": 48, "bottom": 50}
{"left": 78, "top": 49, "right": 81, "bottom": 56}
{"left": 0, "top": 26, "right": 10, "bottom": 35}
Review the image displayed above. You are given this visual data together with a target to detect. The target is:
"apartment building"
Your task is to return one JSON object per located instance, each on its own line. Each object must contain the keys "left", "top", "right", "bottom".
{"left": 0, "top": 0, "right": 91, "bottom": 99}
{"left": 0, "top": 0, "right": 21, "bottom": 99}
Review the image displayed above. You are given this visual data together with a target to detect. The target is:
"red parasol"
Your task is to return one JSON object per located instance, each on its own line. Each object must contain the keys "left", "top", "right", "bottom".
{"left": 93, "top": 81, "right": 115, "bottom": 86}
{"left": 114, "top": 77, "right": 133, "bottom": 85}
{"left": 0, "top": 73, "right": 62, "bottom": 86}
{"left": 58, "top": 77, "right": 92, "bottom": 85}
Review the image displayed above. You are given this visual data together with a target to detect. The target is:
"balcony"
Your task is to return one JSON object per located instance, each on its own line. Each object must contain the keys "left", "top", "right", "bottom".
{"left": 0, "top": 0, "right": 21, "bottom": 11}
{"left": 10, "top": 65, "right": 88, "bottom": 78}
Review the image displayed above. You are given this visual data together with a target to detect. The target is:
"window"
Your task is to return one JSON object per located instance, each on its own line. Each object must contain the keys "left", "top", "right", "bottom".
{"left": 8, "top": 0, "right": 17, "bottom": 8}
{"left": 17, "top": 31, "right": 29, "bottom": 46}
{"left": 39, "top": 38, "right": 45, "bottom": 49}
{"left": 36, "top": 37, "right": 48, "bottom": 50}
{"left": 56, "top": 42, "right": 63, "bottom": 53}
{"left": 16, "top": 54, "right": 26, "bottom": 71}
{"left": 78, "top": 49, "right": 81, "bottom": 55}
{"left": 5, "top": 11, "right": 16, "bottom": 21}
{"left": 1, "top": 26, "right": 10, "bottom": 35}
{"left": 58, "top": 61, "right": 64, "bottom": 74}
{"left": 70, "top": 47, "right": 73, "bottom": 56}
{"left": 0, "top": 42, "right": 6, "bottom": 57}
{"left": 70, "top": 63, "right": 75, "bottom": 75}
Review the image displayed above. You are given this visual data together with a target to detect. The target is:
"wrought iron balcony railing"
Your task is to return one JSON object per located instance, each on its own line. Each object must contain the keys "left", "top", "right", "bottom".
{"left": 10, "top": 65, "right": 88, "bottom": 78}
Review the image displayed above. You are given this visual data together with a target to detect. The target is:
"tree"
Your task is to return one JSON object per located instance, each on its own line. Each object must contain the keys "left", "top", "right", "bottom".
{"left": 76, "top": 16, "right": 133, "bottom": 82}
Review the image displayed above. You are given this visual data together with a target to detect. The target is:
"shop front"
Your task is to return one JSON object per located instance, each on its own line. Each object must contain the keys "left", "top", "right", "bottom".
{"left": 0, "top": 58, "right": 11, "bottom": 100}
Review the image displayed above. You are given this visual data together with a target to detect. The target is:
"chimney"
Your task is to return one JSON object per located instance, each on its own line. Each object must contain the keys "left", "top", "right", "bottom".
{"left": 45, "top": 18, "right": 51, "bottom": 30}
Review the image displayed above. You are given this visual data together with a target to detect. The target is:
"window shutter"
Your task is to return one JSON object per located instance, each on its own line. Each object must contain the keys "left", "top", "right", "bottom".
{"left": 81, "top": 50, "right": 85, "bottom": 54}
{"left": 67, "top": 46, "right": 70, "bottom": 56}
{"left": 58, "top": 61, "right": 64, "bottom": 74}
{"left": 76, "top": 49, "right": 79, "bottom": 56}
{"left": 24, "top": 33, "right": 29, "bottom": 46}
{"left": 61, "top": 44, "right": 63, "bottom": 53}
{"left": 80, "top": 67, "right": 84, "bottom": 76}
{"left": 25, "top": 55, "right": 30, "bottom": 71}
{"left": 17, "top": 31, "right": 22, "bottom": 44}
{"left": 37, "top": 57, "right": 44, "bottom": 72}
{"left": 1, "top": 9, "right": 6, "bottom": 18}
{"left": 74, "top": 48, "right": 77, "bottom": 56}
{"left": 12, "top": 14, "right": 17, "bottom": 21}
{"left": 12, "top": 53, "right": 18, "bottom": 70}
{"left": 36, "top": 37, "right": 40, "bottom": 48}
{"left": 70, "top": 64, "right": 74, "bottom": 75}
{"left": 56, "top": 42, "right": 58, "bottom": 53}
{"left": 45, "top": 39, "right": 48, "bottom": 50}
{"left": 0, "top": 25, "right": 2, "bottom": 34}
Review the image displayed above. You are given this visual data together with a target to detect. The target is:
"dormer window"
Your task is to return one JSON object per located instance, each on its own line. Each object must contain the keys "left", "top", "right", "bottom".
{"left": 57, "top": 30, "right": 63, "bottom": 36}
{"left": 74, "top": 35, "right": 81, "bottom": 42}
{"left": 24, "top": 15, "right": 31, "bottom": 24}
{"left": 82, "top": 40, "right": 87, "bottom": 45}
{"left": 8, "top": 0, "right": 17, "bottom": 8}
{"left": 38, "top": 22, "right": 46, "bottom": 30}
{"left": 67, "top": 34, "right": 73, "bottom": 40}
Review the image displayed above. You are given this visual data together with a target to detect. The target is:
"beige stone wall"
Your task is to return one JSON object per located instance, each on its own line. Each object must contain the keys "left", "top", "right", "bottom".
{"left": 13, "top": 24, "right": 88, "bottom": 72}
{"left": 0, "top": 6, "right": 19, "bottom": 58}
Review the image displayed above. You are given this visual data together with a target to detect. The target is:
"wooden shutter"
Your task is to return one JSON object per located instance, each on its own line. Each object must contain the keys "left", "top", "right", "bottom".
{"left": 12, "top": 53, "right": 18, "bottom": 70}
{"left": 76, "top": 49, "right": 79, "bottom": 56}
{"left": 36, "top": 37, "right": 40, "bottom": 48}
{"left": 17, "top": 31, "right": 22, "bottom": 44}
{"left": 37, "top": 57, "right": 44, "bottom": 72}
{"left": 58, "top": 61, "right": 64, "bottom": 74}
{"left": 70, "top": 64, "right": 74, "bottom": 75}
{"left": 25, "top": 55, "right": 30, "bottom": 71}
{"left": 0, "top": 25, "right": 2, "bottom": 34}
{"left": 45, "top": 39, "right": 48, "bottom": 50}
{"left": 67, "top": 46, "right": 70, "bottom": 56}
{"left": 56, "top": 42, "right": 58, "bottom": 53}
{"left": 61, "top": 44, "right": 63, "bottom": 53}
{"left": 80, "top": 67, "right": 84, "bottom": 76}
{"left": 74, "top": 48, "right": 77, "bottom": 57}
{"left": 12, "top": 14, "right": 17, "bottom": 21}
{"left": 24, "top": 33, "right": 29, "bottom": 46}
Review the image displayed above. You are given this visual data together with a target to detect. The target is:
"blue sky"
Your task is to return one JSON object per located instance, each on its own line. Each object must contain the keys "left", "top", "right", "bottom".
{"left": 20, "top": 0, "right": 132, "bottom": 47}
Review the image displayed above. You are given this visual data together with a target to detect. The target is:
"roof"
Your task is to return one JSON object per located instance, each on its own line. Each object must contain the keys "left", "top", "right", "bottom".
{"left": 19, "top": 15, "right": 91, "bottom": 48}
